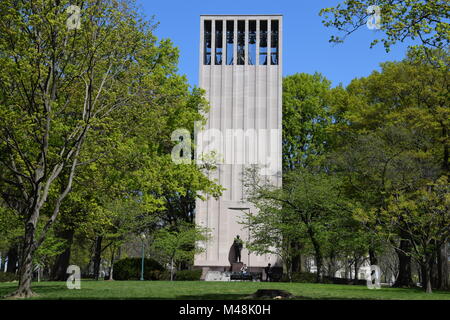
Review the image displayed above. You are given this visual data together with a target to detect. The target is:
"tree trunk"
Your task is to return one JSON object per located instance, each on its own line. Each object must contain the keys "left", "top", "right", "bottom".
{"left": 420, "top": 264, "right": 427, "bottom": 289}
{"left": 316, "top": 253, "right": 322, "bottom": 283}
{"left": 424, "top": 269, "right": 433, "bottom": 294}
{"left": 50, "top": 229, "right": 75, "bottom": 281}
{"left": 93, "top": 236, "right": 103, "bottom": 280}
{"left": 437, "top": 242, "right": 449, "bottom": 290}
{"left": 393, "top": 238, "right": 414, "bottom": 287}
{"left": 10, "top": 223, "right": 37, "bottom": 298}
{"left": 421, "top": 259, "right": 433, "bottom": 293}
{"left": 369, "top": 247, "right": 378, "bottom": 265}
{"left": 6, "top": 244, "right": 19, "bottom": 274}
{"left": 16, "top": 250, "right": 35, "bottom": 297}
{"left": 420, "top": 257, "right": 434, "bottom": 293}
{"left": 109, "top": 246, "right": 115, "bottom": 281}
{"left": 291, "top": 241, "right": 302, "bottom": 273}
{"left": 0, "top": 251, "right": 4, "bottom": 272}
{"left": 426, "top": 277, "right": 433, "bottom": 293}
{"left": 344, "top": 262, "right": 350, "bottom": 279}
{"left": 287, "top": 257, "right": 293, "bottom": 282}
{"left": 306, "top": 227, "right": 322, "bottom": 282}
{"left": 354, "top": 257, "right": 359, "bottom": 281}
{"left": 430, "top": 243, "right": 439, "bottom": 289}
{"left": 170, "top": 257, "right": 174, "bottom": 281}
{"left": 327, "top": 253, "right": 337, "bottom": 277}
{"left": 313, "top": 250, "right": 322, "bottom": 283}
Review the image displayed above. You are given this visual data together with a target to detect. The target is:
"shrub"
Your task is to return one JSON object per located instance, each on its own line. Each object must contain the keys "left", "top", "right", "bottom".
{"left": 321, "top": 276, "right": 334, "bottom": 284}
{"left": 0, "top": 272, "right": 18, "bottom": 282}
{"left": 148, "top": 270, "right": 171, "bottom": 281}
{"left": 175, "top": 269, "right": 202, "bottom": 281}
{"left": 113, "top": 257, "right": 164, "bottom": 280}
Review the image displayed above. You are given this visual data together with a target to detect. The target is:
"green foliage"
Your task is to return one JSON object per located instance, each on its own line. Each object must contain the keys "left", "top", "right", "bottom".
{"left": 0, "top": 0, "right": 222, "bottom": 293}
{"left": 244, "top": 166, "right": 356, "bottom": 280}
{"left": 0, "top": 204, "right": 21, "bottom": 252}
{"left": 381, "top": 177, "right": 450, "bottom": 261}
{"left": 328, "top": 48, "right": 449, "bottom": 292}
{"left": 113, "top": 257, "right": 165, "bottom": 280}
{"left": 282, "top": 73, "right": 333, "bottom": 170}
{"left": 174, "top": 269, "right": 202, "bottom": 281}
{"left": 320, "top": 0, "right": 449, "bottom": 52}
{"left": 34, "top": 229, "right": 67, "bottom": 268}
{"left": 152, "top": 223, "right": 210, "bottom": 268}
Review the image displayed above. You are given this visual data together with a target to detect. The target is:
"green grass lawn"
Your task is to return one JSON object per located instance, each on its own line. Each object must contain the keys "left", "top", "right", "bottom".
{"left": 1, "top": 280, "right": 450, "bottom": 300}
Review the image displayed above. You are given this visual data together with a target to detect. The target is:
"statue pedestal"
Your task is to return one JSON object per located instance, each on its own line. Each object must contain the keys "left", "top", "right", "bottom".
{"left": 231, "top": 262, "right": 243, "bottom": 272}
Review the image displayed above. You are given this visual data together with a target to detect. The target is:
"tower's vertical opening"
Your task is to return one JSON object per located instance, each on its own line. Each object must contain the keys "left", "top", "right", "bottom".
{"left": 204, "top": 20, "right": 212, "bottom": 65}
{"left": 271, "top": 20, "right": 279, "bottom": 65}
{"left": 259, "top": 20, "right": 268, "bottom": 66}
{"left": 215, "top": 20, "right": 223, "bottom": 65}
{"left": 237, "top": 20, "right": 245, "bottom": 65}
{"left": 226, "top": 20, "right": 234, "bottom": 65}
{"left": 248, "top": 20, "right": 256, "bottom": 65}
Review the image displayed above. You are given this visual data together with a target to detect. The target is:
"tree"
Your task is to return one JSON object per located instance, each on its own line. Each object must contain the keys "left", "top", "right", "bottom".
{"left": 242, "top": 167, "right": 302, "bottom": 280}
{"left": 151, "top": 223, "right": 209, "bottom": 281}
{"left": 377, "top": 177, "right": 450, "bottom": 293}
{"left": 0, "top": 0, "right": 199, "bottom": 297}
{"left": 329, "top": 49, "right": 449, "bottom": 290}
{"left": 330, "top": 124, "right": 436, "bottom": 284}
{"left": 85, "top": 196, "right": 157, "bottom": 281}
{"left": 282, "top": 73, "right": 333, "bottom": 171}
{"left": 320, "top": 0, "right": 449, "bottom": 53}
{"left": 244, "top": 166, "right": 354, "bottom": 282}
{"left": 282, "top": 73, "right": 336, "bottom": 271}
{"left": 323, "top": 209, "right": 372, "bottom": 280}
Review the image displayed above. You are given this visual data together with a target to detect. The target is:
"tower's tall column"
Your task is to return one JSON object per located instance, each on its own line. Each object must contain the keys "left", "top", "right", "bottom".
{"left": 195, "top": 15, "right": 283, "bottom": 273}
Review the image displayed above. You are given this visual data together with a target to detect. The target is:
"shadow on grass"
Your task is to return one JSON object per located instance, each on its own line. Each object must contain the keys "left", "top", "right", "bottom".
{"left": 2, "top": 281, "right": 448, "bottom": 300}
{"left": 1, "top": 284, "right": 80, "bottom": 299}
{"left": 23, "top": 294, "right": 371, "bottom": 300}
{"left": 174, "top": 294, "right": 248, "bottom": 300}
{"left": 176, "top": 295, "right": 382, "bottom": 301}
{"left": 173, "top": 293, "right": 375, "bottom": 301}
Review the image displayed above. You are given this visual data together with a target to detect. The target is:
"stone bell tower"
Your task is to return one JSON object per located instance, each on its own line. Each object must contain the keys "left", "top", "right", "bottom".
{"left": 195, "top": 15, "right": 283, "bottom": 274}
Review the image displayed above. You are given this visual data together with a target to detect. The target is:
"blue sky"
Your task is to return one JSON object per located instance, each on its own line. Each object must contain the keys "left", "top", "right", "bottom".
{"left": 139, "top": 0, "right": 415, "bottom": 88}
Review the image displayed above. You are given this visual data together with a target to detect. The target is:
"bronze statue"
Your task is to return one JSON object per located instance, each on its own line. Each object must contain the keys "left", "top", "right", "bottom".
{"left": 233, "top": 235, "right": 243, "bottom": 263}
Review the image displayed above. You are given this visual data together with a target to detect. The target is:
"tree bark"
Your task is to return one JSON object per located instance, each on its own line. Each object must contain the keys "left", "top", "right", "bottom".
{"left": 6, "top": 244, "right": 19, "bottom": 274}
{"left": 423, "top": 260, "right": 434, "bottom": 293}
{"left": 0, "top": 252, "right": 3, "bottom": 272}
{"left": 369, "top": 247, "right": 378, "bottom": 265}
{"left": 291, "top": 241, "right": 302, "bottom": 273}
{"left": 303, "top": 225, "right": 323, "bottom": 282}
{"left": 50, "top": 229, "right": 75, "bottom": 281}
{"left": 93, "top": 236, "right": 103, "bottom": 280}
{"left": 170, "top": 257, "right": 174, "bottom": 281}
{"left": 430, "top": 247, "right": 438, "bottom": 288}
{"left": 393, "top": 238, "right": 414, "bottom": 287}
{"left": 420, "top": 264, "right": 426, "bottom": 289}
{"left": 425, "top": 268, "right": 433, "bottom": 294}
{"left": 419, "top": 254, "right": 435, "bottom": 294}
{"left": 311, "top": 240, "right": 322, "bottom": 282}
{"left": 108, "top": 246, "right": 116, "bottom": 281}
{"left": 437, "top": 242, "right": 449, "bottom": 290}
{"left": 11, "top": 222, "right": 37, "bottom": 298}
{"left": 354, "top": 257, "right": 359, "bottom": 281}
{"left": 327, "top": 252, "right": 337, "bottom": 277}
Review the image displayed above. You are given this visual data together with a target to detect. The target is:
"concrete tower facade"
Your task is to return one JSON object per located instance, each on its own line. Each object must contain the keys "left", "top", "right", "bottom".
{"left": 195, "top": 15, "right": 283, "bottom": 273}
